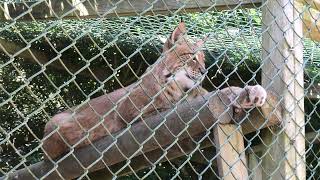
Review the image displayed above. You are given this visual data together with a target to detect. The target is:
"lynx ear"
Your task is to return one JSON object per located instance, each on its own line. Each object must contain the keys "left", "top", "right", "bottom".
{"left": 170, "top": 22, "right": 186, "bottom": 43}
{"left": 163, "top": 22, "right": 187, "bottom": 52}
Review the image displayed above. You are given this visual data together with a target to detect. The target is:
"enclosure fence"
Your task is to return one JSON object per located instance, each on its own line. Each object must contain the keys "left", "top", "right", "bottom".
{"left": 0, "top": 0, "right": 319, "bottom": 179}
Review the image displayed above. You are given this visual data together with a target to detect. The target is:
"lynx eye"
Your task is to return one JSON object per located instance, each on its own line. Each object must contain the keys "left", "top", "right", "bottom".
{"left": 165, "top": 73, "right": 172, "bottom": 78}
{"left": 180, "top": 54, "right": 190, "bottom": 61}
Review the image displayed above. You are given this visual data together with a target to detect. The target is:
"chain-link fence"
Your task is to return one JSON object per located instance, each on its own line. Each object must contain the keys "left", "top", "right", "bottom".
{"left": 0, "top": 0, "right": 319, "bottom": 179}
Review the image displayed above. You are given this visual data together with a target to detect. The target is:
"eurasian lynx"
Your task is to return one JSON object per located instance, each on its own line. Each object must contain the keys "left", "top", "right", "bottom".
{"left": 42, "top": 22, "right": 267, "bottom": 159}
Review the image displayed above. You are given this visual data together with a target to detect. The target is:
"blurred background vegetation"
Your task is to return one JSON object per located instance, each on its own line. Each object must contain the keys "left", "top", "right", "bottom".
{"left": 0, "top": 9, "right": 319, "bottom": 179}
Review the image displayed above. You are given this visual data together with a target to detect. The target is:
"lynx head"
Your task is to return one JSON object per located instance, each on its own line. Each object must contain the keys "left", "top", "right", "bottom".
{"left": 160, "top": 22, "right": 206, "bottom": 91}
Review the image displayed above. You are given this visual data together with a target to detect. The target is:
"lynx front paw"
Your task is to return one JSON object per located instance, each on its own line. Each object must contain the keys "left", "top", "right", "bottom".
{"left": 241, "top": 85, "right": 267, "bottom": 108}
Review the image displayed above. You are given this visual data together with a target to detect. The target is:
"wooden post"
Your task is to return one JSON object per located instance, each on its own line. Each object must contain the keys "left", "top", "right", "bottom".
{"left": 214, "top": 124, "right": 248, "bottom": 180}
{"left": 248, "top": 153, "right": 262, "bottom": 180}
{"left": 261, "top": 0, "right": 305, "bottom": 179}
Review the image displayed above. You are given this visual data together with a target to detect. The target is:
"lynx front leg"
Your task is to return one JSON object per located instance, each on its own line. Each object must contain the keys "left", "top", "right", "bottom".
{"left": 221, "top": 85, "right": 267, "bottom": 112}
{"left": 238, "top": 85, "right": 267, "bottom": 109}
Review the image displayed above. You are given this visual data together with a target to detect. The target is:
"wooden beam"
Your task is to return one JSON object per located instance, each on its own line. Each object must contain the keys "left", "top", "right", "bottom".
{"left": 261, "top": 0, "right": 306, "bottom": 179}
{"left": 3, "top": 92, "right": 232, "bottom": 180}
{"left": 104, "top": 129, "right": 317, "bottom": 179}
{"left": 1, "top": 0, "right": 320, "bottom": 44}
{"left": 289, "top": 1, "right": 320, "bottom": 43}
{"left": 296, "top": 0, "right": 320, "bottom": 42}
{"left": 0, "top": 0, "right": 318, "bottom": 22}
{"left": 0, "top": 38, "right": 110, "bottom": 80}
{"left": 301, "top": 5, "right": 320, "bottom": 42}
{"left": 87, "top": 134, "right": 216, "bottom": 179}
{"left": 214, "top": 124, "right": 248, "bottom": 179}
{"left": 297, "top": 0, "right": 320, "bottom": 11}
{"left": 0, "top": 0, "right": 261, "bottom": 21}
{"left": 0, "top": 38, "right": 49, "bottom": 66}
{"left": 90, "top": 90, "right": 282, "bottom": 179}
{"left": 2, "top": 91, "right": 281, "bottom": 180}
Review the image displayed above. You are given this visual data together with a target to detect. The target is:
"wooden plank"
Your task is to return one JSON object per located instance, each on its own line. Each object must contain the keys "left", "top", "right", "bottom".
{"left": 261, "top": 0, "right": 305, "bottom": 179}
{"left": 214, "top": 124, "right": 248, "bottom": 180}
{"left": 0, "top": 0, "right": 261, "bottom": 21}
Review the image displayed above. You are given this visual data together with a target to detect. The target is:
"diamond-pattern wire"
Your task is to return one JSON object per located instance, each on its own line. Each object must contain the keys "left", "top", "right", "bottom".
{"left": 148, "top": 7, "right": 252, "bottom": 178}
{"left": 298, "top": 12, "right": 319, "bottom": 180}
{"left": 1, "top": 1, "right": 256, "bottom": 180}
{"left": 303, "top": 6, "right": 320, "bottom": 174}
{"left": 108, "top": 10, "right": 222, "bottom": 179}
{"left": 15, "top": 24, "right": 198, "bottom": 180}
{"left": 75, "top": 4, "right": 215, "bottom": 179}
{"left": 0, "top": 0, "right": 319, "bottom": 179}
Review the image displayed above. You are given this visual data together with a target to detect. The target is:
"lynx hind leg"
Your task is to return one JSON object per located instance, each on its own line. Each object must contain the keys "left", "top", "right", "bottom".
{"left": 220, "top": 86, "right": 243, "bottom": 104}
{"left": 43, "top": 112, "right": 85, "bottom": 159}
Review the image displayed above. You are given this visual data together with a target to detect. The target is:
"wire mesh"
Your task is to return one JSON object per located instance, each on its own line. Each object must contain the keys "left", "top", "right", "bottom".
{"left": 0, "top": 0, "right": 319, "bottom": 179}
